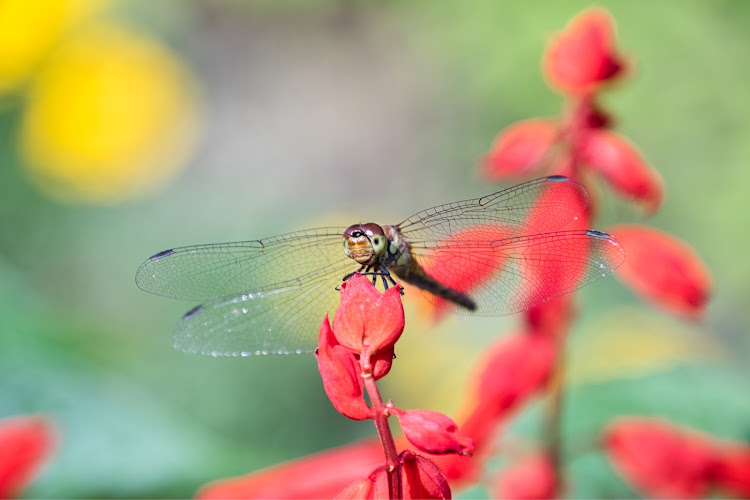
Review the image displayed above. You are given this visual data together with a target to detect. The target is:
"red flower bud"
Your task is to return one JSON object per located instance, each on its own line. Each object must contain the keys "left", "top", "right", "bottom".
{"left": 544, "top": 8, "right": 626, "bottom": 94}
{"left": 316, "top": 314, "right": 372, "bottom": 421}
{"left": 0, "top": 415, "right": 56, "bottom": 499}
{"left": 396, "top": 409, "right": 474, "bottom": 456}
{"left": 609, "top": 224, "right": 712, "bottom": 319}
{"left": 582, "top": 130, "right": 663, "bottom": 213}
{"left": 604, "top": 417, "right": 719, "bottom": 499}
{"left": 481, "top": 119, "right": 558, "bottom": 180}
{"left": 333, "top": 274, "right": 405, "bottom": 354}
{"left": 494, "top": 453, "right": 558, "bottom": 500}
{"left": 369, "top": 343, "right": 395, "bottom": 380}
{"left": 400, "top": 451, "right": 452, "bottom": 499}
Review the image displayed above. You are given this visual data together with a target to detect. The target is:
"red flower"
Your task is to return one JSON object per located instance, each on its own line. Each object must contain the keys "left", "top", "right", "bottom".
{"left": 0, "top": 415, "right": 55, "bottom": 499}
{"left": 197, "top": 439, "right": 386, "bottom": 499}
{"left": 494, "top": 453, "right": 558, "bottom": 500}
{"left": 582, "top": 130, "right": 663, "bottom": 213}
{"left": 544, "top": 8, "right": 626, "bottom": 95}
{"left": 714, "top": 445, "right": 750, "bottom": 498}
{"left": 332, "top": 274, "right": 405, "bottom": 354}
{"left": 481, "top": 119, "right": 558, "bottom": 180}
{"left": 395, "top": 409, "right": 474, "bottom": 456}
{"left": 400, "top": 451, "right": 451, "bottom": 500}
{"left": 604, "top": 417, "right": 719, "bottom": 499}
{"left": 316, "top": 313, "right": 372, "bottom": 420}
{"left": 610, "top": 224, "right": 712, "bottom": 319}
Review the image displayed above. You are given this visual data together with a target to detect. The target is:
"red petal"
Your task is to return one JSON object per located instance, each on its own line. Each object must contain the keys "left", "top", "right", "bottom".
{"left": 316, "top": 314, "right": 372, "bottom": 420}
{"left": 400, "top": 452, "right": 452, "bottom": 499}
{"left": 0, "top": 415, "right": 55, "bottom": 499}
{"left": 334, "top": 274, "right": 404, "bottom": 353}
{"left": 481, "top": 119, "right": 558, "bottom": 180}
{"left": 713, "top": 445, "right": 750, "bottom": 498}
{"left": 396, "top": 409, "right": 474, "bottom": 456}
{"left": 604, "top": 417, "right": 719, "bottom": 499}
{"left": 582, "top": 130, "right": 663, "bottom": 213}
{"left": 544, "top": 8, "right": 626, "bottom": 94}
{"left": 197, "top": 440, "right": 385, "bottom": 499}
{"left": 524, "top": 295, "right": 576, "bottom": 338}
{"left": 494, "top": 453, "right": 558, "bottom": 500}
{"left": 610, "top": 224, "right": 712, "bottom": 319}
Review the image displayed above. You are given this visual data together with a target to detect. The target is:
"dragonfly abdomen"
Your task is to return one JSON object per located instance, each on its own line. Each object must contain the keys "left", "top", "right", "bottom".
{"left": 394, "top": 265, "right": 477, "bottom": 311}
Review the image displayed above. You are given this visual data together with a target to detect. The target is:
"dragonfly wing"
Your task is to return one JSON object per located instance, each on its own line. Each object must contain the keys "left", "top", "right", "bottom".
{"left": 136, "top": 227, "right": 349, "bottom": 301}
{"left": 173, "top": 260, "right": 353, "bottom": 356}
{"left": 396, "top": 176, "right": 589, "bottom": 243}
{"left": 410, "top": 230, "right": 625, "bottom": 316}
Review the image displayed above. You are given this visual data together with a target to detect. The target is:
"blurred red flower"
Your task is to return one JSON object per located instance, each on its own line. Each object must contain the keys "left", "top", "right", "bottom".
{"left": 0, "top": 415, "right": 55, "bottom": 499}
{"left": 493, "top": 453, "right": 558, "bottom": 500}
{"left": 543, "top": 8, "right": 627, "bottom": 95}
{"left": 582, "top": 130, "right": 663, "bottom": 213}
{"left": 604, "top": 417, "right": 750, "bottom": 499}
{"left": 610, "top": 224, "right": 712, "bottom": 319}
{"left": 197, "top": 440, "right": 385, "bottom": 499}
{"left": 481, "top": 119, "right": 558, "bottom": 181}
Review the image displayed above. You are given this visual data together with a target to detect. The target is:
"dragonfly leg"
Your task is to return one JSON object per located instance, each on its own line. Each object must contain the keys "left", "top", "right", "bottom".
{"left": 338, "top": 265, "right": 367, "bottom": 290}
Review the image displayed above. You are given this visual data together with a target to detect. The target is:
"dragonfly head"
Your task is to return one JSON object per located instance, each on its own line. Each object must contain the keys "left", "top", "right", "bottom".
{"left": 343, "top": 223, "right": 387, "bottom": 265}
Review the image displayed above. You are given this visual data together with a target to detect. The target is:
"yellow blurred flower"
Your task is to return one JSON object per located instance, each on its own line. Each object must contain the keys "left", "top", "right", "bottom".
{"left": 0, "top": 0, "right": 102, "bottom": 93}
{"left": 20, "top": 24, "right": 201, "bottom": 203}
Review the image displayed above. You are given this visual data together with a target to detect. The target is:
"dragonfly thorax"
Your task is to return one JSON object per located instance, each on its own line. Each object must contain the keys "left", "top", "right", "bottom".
{"left": 342, "top": 223, "right": 387, "bottom": 265}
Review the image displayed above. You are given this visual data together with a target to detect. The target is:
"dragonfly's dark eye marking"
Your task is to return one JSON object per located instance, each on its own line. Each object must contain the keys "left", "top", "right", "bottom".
{"left": 150, "top": 249, "right": 175, "bottom": 261}
{"left": 586, "top": 229, "right": 611, "bottom": 238}
{"left": 182, "top": 304, "right": 205, "bottom": 320}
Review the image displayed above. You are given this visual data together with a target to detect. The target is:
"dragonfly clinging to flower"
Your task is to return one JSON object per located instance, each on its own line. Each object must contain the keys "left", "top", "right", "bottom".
{"left": 136, "top": 176, "right": 625, "bottom": 357}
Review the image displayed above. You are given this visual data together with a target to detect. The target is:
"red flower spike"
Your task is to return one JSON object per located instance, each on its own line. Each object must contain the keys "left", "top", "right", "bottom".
{"left": 316, "top": 314, "right": 372, "bottom": 421}
{"left": 400, "top": 451, "right": 452, "bottom": 499}
{"left": 395, "top": 409, "right": 474, "bottom": 456}
{"left": 714, "top": 445, "right": 750, "bottom": 498}
{"left": 197, "top": 439, "right": 386, "bottom": 499}
{"left": 333, "top": 274, "right": 405, "bottom": 354}
{"left": 544, "top": 8, "right": 626, "bottom": 94}
{"left": 481, "top": 119, "right": 559, "bottom": 180}
{"left": 582, "top": 130, "right": 663, "bottom": 213}
{"left": 0, "top": 415, "right": 55, "bottom": 499}
{"left": 610, "top": 224, "right": 712, "bottom": 319}
{"left": 494, "top": 453, "right": 558, "bottom": 500}
{"left": 604, "top": 417, "right": 719, "bottom": 499}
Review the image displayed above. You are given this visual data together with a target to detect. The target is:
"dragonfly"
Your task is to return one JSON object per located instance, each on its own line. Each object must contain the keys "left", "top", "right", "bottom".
{"left": 136, "top": 176, "right": 625, "bottom": 357}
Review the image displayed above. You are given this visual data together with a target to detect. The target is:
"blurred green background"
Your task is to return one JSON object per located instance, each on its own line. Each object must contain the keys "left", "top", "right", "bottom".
{"left": 1, "top": 0, "right": 749, "bottom": 497}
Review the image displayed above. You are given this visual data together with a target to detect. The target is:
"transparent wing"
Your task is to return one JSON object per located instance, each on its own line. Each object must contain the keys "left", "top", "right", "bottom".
{"left": 135, "top": 226, "right": 355, "bottom": 356}
{"left": 396, "top": 176, "right": 589, "bottom": 243}
{"left": 409, "top": 229, "right": 625, "bottom": 315}
{"left": 135, "top": 227, "right": 349, "bottom": 301}
{"left": 172, "top": 260, "right": 354, "bottom": 356}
